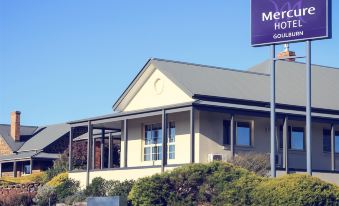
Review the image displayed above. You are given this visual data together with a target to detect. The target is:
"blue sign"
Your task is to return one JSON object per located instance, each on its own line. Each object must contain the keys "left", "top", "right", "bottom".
{"left": 251, "top": 0, "right": 332, "bottom": 46}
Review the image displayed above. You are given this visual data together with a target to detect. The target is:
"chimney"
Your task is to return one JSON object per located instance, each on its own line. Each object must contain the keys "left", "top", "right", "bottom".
{"left": 10, "top": 111, "right": 21, "bottom": 141}
{"left": 277, "top": 44, "right": 296, "bottom": 62}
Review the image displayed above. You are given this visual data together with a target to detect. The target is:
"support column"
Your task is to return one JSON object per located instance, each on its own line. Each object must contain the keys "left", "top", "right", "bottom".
{"left": 161, "top": 110, "right": 168, "bottom": 172}
{"left": 30, "top": 159, "right": 33, "bottom": 174}
{"left": 331, "top": 124, "right": 335, "bottom": 171}
{"left": 68, "top": 127, "right": 73, "bottom": 171}
{"left": 108, "top": 133, "right": 112, "bottom": 168}
{"left": 0, "top": 163, "right": 2, "bottom": 178}
{"left": 13, "top": 161, "right": 17, "bottom": 177}
{"left": 283, "top": 116, "right": 288, "bottom": 173}
{"left": 306, "top": 40, "right": 312, "bottom": 175}
{"left": 230, "top": 114, "right": 235, "bottom": 158}
{"left": 123, "top": 119, "right": 128, "bottom": 168}
{"left": 86, "top": 121, "right": 92, "bottom": 187}
{"left": 92, "top": 136, "right": 95, "bottom": 170}
{"left": 270, "top": 44, "right": 276, "bottom": 177}
{"left": 101, "top": 129, "right": 105, "bottom": 170}
{"left": 190, "top": 107, "right": 195, "bottom": 163}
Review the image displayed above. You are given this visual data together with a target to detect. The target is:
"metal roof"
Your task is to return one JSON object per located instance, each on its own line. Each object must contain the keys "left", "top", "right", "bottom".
{"left": 0, "top": 151, "right": 60, "bottom": 162}
{"left": 0, "top": 124, "right": 38, "bottom": 152}
{"left": 113, "top": 58, "right": 339, "bottom": 112}
{"left": 249, "top": 60, "right": 339, "bottom": 111}
{"left": 17, "top": 123, "right": 69, "bottom": 152}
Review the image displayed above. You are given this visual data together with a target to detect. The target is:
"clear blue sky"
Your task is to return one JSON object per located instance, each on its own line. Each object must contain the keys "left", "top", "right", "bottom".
{"left": 1, "top": 1, "right": 338, "bottom": 126}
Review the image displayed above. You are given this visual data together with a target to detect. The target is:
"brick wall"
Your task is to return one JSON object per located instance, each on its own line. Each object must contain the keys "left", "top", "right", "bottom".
{"left": 0, "top": 182, "right": 40, "bottom": 197}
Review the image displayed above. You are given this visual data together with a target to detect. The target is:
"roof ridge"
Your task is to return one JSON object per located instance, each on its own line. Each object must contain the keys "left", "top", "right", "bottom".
{"left": 151, "top": 58, "right": 270, "bottom": 76}
{"left": 276, "top": 60, "right": 339, "bottom": 70}
{"left": 0, "top": 124, "right": 37, "bottom": 128}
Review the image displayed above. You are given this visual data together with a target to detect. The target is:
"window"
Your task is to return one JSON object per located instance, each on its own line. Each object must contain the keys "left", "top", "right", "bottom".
{"left": 336, "top": 133, "right": 339, "bottom": 153}
{"left": 279, "top": 126, "right": 283, "bottom": 149}
{"left": 168, "top": 122, "right": 175, "bottom": 159}
{"left": 144, "top": 123, "right": 162, "bottom": 161}
{"left": 322, "top": 130, "right": 339, "bottom": 153}
{"left": 289, "top": 127, "right": 304, "bottom": 150}
{"left": 223, "top": 120, "right": 230, "bottom": 145}
{"left": 323, "top": 129, "right": 331, "bottom": 152}
{"left": 144, "top": 122, "right": 176, "bottom": 161}
{"left": 236, "top": 122, "right": 251, "bottom": 146}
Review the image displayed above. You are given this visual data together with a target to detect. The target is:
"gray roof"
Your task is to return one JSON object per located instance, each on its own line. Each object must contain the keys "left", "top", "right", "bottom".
{"left": 0, "top": 124, "right": 38, "bottom": 151}
{"left": 113, "top": 58, "right": 339, "bottom": 112}
{"left": 248, "top": 60, "right": 339, "bottom": 111}
{"left": 18, "top": 123, "right": 69, "bottom": 152}
{"left": 0, "top": 151, "right": 59, "bottom": 162}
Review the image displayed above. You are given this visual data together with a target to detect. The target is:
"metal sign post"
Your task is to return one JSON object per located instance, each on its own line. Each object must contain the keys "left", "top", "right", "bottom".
{"left": 270, "top": 45, "right": 276, "bottom": 177}
{"left": 251, "top": 0, "right": 331, "bottom": 178}
{"left": 306, "top": 40, "right": 312, "bottom": 175}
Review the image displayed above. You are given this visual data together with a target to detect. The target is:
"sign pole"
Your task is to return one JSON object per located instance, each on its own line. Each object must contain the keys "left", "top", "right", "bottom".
{"left": 306, "top": 40, "right": 312, "bottom": 175}
{"left": 270, "top": 44, "right": 276, "bottom": 178}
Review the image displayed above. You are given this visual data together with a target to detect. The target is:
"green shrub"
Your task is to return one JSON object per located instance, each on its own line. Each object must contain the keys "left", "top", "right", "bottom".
{"left": 46, "top": 172, "right": 68, "bottom": 187}
{"left": 228, "top": 152, "right": 269, "bottom": 177}
{"left": 106, "top": 180, "right": 135, "bottom": 199}
{"left": 63, "top": 191, "right": 87, "bottom": 205}
{"left": 55, "top": 178, "right": 80, "bottom": 202}
{"left": 129, "top": 162, "right": 263, "bottom": 206}
{"left": 252, "top": 174, "right": 339, "bottom": 206}
{"left": 84, "top": 177, "right": 107, "bottom": 197}
{"left": 45, "top": 150, "right": 68, "bottom": 181}
{"left": 34, "top": 184, "right": 57, "bottom": 206}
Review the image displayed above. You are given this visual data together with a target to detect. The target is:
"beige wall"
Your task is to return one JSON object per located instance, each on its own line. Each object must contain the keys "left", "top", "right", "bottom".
{"left": 198, "top": 110, "right": 339, "bottom": 172}
{"left": 120, "top": 111, "right": 193, "bottom": 168}
{"left": 69, "top": 166, "right": 180, "bottom": 188}
{"left": 124, "top": 68, "right": 193, "bottom": 112}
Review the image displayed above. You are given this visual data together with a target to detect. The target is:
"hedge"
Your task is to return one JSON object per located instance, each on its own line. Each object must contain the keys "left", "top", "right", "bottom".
{"left": 128, "top": 162, "right": 339, "bottom": 206}
{"left": 252, "top": 174, "right": 339, "bottom": 206}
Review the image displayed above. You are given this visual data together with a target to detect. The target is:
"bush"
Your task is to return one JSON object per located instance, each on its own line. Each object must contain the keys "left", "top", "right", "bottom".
{"left": 46, "top": 172, "right": 68, "bottom": 187}
{"left": 106, "top": 180, "right": 135, "bottom": 199}
{"left": 129, "top": 162, "right": 263, "bottom": 206}
{"left": 45, "top": 150, "right": 68, "bottom": 181}
{"left": 55, "top": 178, "right": 80, "bottom": 202}
{"left": 0, "top": 193, "right": 34, "bottom": 206}
{"left": 252, "top": 174, "right": 339, "bottom": 206}
{"left": 1, "top": 172, "right": 47, "bottom": 185}
{"left": 63, "top": 191, "right": 87, "bottom": 205}
{"left": 34, "top": 184, "right": 57, "bottom": 206}
{"left": 228, "top": 152, "right": 269, "bottom": 177}
{"left": 84, "top": 177, "right": 107, "bottom": 197}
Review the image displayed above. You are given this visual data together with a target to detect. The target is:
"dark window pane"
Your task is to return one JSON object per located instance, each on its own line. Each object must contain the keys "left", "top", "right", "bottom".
{"left": 323, "top": 129, "right": 331, "bottom": 152}
{"left": 168, "top": 122, "right": 175, "bottom": 143}
{"left": 291, "top": 127, "right": 304, "bottom": 150}
{"left": 152, "top": 124, "right": 162, "bottom": 144}
{"left": 236, "top": 122, "right": 251, "bottom": 146}
{"left": 223, "top": 120, "right": 230, "bottom": 145}
{"left": 145, "top": 125, "right": 152, "bottom": 145}
{"left": 279, "top": 126, "right": 283, "bottom": 149}
{"left": 336, "top": 136, "right": 339, "bottom": 153}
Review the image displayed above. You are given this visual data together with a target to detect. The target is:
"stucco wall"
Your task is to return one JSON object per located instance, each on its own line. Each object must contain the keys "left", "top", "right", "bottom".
{"left": 198, "top": 110, "right": 339, "bottom": 171}
{"left": 69, "top": 166, "right": 180, "bottom": 189}
{"left": 124, "top": 68, "right": 193, "bottom": 112}
{"left": 120, "top": 111, "right": 192, "bottom": 168}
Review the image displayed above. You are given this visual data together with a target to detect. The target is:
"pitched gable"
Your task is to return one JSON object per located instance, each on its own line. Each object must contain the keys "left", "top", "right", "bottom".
{"left": 124, "top": 66, "right": 193, "bottom": 112}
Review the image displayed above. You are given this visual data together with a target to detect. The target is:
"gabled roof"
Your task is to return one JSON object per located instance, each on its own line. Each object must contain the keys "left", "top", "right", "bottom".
{"left": 112, "top": 58, "right": 269, "bottom": 111}
{"left": 0, "top": 124, "right": 38, "bottom": 152}
{"left": 18, "top": 123, "right": 69, "bottom": 152}
{"left": 113, "top": 58, "right": 339, "bottom": 113}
